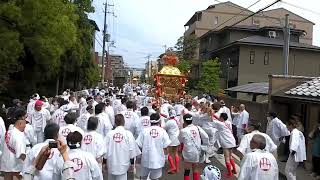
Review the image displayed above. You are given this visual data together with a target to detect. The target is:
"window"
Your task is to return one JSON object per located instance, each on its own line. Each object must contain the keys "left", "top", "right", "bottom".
{"left": 214, "top": 16, "right": 218, "bottom": 25}
{"left": 249, "top": 51, "right": 255, "bottom": 64}
{"left": 209, "top": 37, "right": 212, "bottom": 45}
{"left": 264, "top": 52, "right": 270, "bottom": 65}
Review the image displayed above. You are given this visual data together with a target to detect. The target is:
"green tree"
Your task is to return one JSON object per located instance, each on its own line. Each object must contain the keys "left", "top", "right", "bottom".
{"left": 177, "top": 60, "right": 191, "bottom": 74}
{"left": 174, "top": 34, "right": 198, "bottom": 75}
{"left": 0, "top": 0, "right": 99, "bottom": 100}
{"left": 197, "top": 58, "right": 221, "bottom": 95}
{"left": 174, "top": 34, "right": 198, "bottom": 61}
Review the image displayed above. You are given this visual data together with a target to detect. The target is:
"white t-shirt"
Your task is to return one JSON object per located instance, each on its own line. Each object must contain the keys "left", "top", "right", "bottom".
{"left": 136, "top": 126, "right": 171, "bottom": 169}
{"left": 0, "top": 127, "right": 26, "bottom": 172}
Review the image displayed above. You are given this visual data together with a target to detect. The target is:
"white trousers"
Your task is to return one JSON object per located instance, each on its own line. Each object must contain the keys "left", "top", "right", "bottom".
{"left": 108, "top": 173, "right": 127, "bottom": 180}
{"left": 285, "top": 155, "right": 299, "bottom": 180}
{"left": 35, "top": 131, "right": 44, "bottom": 143}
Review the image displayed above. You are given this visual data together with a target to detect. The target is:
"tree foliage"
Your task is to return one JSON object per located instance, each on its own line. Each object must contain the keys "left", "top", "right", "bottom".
{"left": 0, "top": 0, "right": 99, "bottom": 100}
{"left": 174, "top": 35, "right": 198, "bottom": 75}
{"left": 197, "top": 59, "right": 221, "bottom": 95}
{"left": 174, "top": 34, "right": 198, "bottom": 61}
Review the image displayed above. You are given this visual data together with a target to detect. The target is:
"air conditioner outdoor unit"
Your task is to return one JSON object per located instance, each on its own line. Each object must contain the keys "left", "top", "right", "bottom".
{"left": 269, "top": 31, "right": 276, "bottom": 38}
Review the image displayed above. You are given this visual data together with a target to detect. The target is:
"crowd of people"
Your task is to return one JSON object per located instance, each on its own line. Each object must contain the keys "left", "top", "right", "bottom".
{"left": 0, "top": 84, "right": 313, "bottom": 180}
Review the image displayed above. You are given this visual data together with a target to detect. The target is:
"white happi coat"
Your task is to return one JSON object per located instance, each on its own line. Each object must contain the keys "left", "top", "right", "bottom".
{"left": 105, "top": 126, "right": 141, "bottom": 175}
{"left": 81, "top": 131, "right": 106, "bottom": 159}
{"left": 0, "top": 117, "right": 5, "bottom": 157}
{"left": 121, "top": 109, "right": 139, "bottom": 134}
{"left": 237, "top": 130, "right": 277, "bottom": 156}
{"left": 179, "top": 124, "right": 209, "bottom": 163}
{"left": 266, "top": 117, "right": 290, "bottom": 146}
{"left": 95, "top": 113, "right": 113, "bottom": 137}
{"left": 160, "top": 103, "right": 173, "bottom": 119}
{"left": 24, "top": 124, "right": 37, "bottom": 147}
{"left": 77, "top": 111, "right": 92, "bottom": 131}
{"left": 29, "top": 109, "right": 51, "bottom": 139}
{"left": 115, "top": 104, "right": 127, "bottom": 115}
{"left": 51, "top": 108, "right": 67, "bottom": 127}
{"left": 27, "top": 99, "right": 36, "bottom": 116}
{"left": 53, "top": 149, "right": 103, "bottom": 180}
{"left": 165, "top": 118, "right": 180, "bottom": 146}
{"left": 79, "top": 97, "right": 87, "bottom": 117}
{"left": 23, "top": 139, "right": 61, "bottom": 180}
{"left": 238, "top": 149, "right": 279, "bottom": 180}
{"left": 58, "top": 124, "right": 85, "bottom": 144}
{"left": 174, "top": 104, "right": 185, "bottom": 117}
{"left": 238, "top": 110, "right": 249, "bottom": 129}
{"left": 289, "top": 128, "right": 306, "bottom": 162}
{"left": 213, "top": 119, "right": 236, "bottom": 148}
{"left": 136, "top": 126, "right": 171, "bottom": 169}
{"left": 105, "top": 105, "right": 115, "bottom": 126}
{"left": 216, "top": 106, "right": 232, "bottom": 123}
{"left": 0, "top": 127, "right": 26, "bottom": 172}
{"left": 134, "top": 115, "right": 151, "bottom": 138}
{"left": 112, "top": 99, "right": 121, "bottom": 112}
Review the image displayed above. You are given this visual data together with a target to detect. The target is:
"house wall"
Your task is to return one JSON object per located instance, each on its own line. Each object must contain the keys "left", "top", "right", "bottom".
{"left": 263, "top": 8, "right": 313, "bottom": 44}
{"left": 238, "top": 45, "right": 320, "bottom": 86}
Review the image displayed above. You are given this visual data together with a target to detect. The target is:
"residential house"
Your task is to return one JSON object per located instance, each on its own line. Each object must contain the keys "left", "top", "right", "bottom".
{"left": 269, "top": 75, "right": 320, "bottom": 163}
{"left": 199, "top": 25, "right": 320, "bottom": 100}
{"left": 184, "top": 1, "right": 314, "bottom": 78}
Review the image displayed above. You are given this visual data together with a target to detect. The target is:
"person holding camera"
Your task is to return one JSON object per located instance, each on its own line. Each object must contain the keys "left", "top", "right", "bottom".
{"left": 23, "top": 135, "right": 74, "bottom": 180}
{"left": 23, "top": 123, "right": 62, "bottom": 179}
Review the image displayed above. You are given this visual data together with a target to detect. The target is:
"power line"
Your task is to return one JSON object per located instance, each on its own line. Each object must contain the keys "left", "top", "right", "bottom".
{"left": 95, "top": 37, "right": 103, "bottom": 48}
{"left": 228, "top": 0, "right": 281, "bottom": 28}
{"left": 281, "top": 0, "right": 320, "bottom": 16}
{"left": 211, "top": 0, "right": 263, "bottom": 31}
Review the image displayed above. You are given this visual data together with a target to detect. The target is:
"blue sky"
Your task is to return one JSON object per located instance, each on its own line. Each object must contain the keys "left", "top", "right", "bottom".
{"left": 89, "top": 0, "right": 320, "bottom": 68}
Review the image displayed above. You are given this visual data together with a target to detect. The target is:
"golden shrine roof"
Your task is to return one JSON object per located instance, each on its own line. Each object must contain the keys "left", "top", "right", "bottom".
{"left": 158, "top": 66, "right": 182, "bottom": 76}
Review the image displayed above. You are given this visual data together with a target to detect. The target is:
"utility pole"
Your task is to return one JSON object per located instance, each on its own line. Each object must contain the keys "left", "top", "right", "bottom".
{"left": 101, "top": 0, "right": 108, "bottom": 85}
{"left": 163, "top": 45, "right": 167, "bottom": 53}
{"left": 283, "top": 14, "right": 290, "bottom": 75}
{"left": 145, "top": 54, "right": 151, "bottom": 83}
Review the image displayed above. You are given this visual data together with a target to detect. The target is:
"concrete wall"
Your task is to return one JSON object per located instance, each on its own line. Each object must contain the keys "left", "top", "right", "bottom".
{"left": 238, "top": 45, "right": 320, "bottom": 85}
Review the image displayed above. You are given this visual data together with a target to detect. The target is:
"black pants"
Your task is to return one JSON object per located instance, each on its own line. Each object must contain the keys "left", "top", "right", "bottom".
{"left": 312, "top": 156, "right": 320, "bottom": 175}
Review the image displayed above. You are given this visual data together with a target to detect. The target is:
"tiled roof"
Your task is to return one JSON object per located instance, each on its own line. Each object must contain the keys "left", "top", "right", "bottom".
{"left": 285, "top": 77, "right": 320, "bottom": 97}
